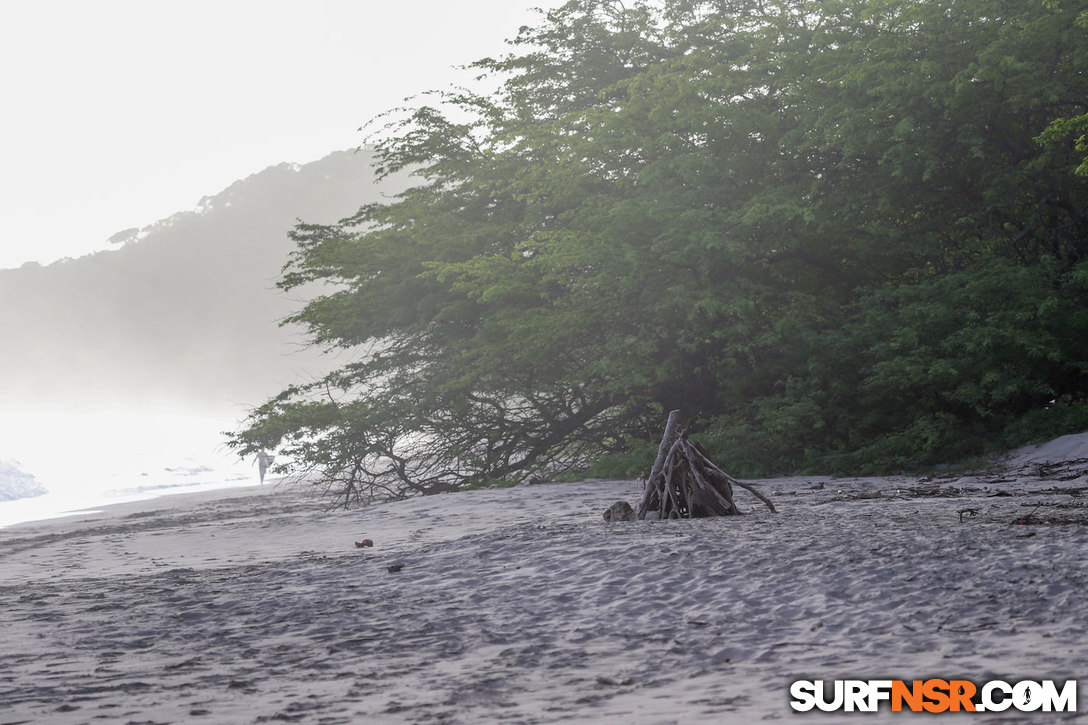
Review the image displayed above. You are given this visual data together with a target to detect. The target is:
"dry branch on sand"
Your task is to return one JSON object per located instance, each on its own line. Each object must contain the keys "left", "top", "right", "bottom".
{"left": 635, "top": 410, "right": 776, "bottom": 520}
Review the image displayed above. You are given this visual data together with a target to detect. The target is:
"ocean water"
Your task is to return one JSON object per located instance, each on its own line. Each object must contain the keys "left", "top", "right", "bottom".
{"left": 0, "top": 407, "right": 264, "bottom": 528}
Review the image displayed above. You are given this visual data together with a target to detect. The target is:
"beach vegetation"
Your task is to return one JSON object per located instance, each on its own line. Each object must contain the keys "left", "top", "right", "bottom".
{"left": 228, "top": 0, "right": 1088, "bottom": 502}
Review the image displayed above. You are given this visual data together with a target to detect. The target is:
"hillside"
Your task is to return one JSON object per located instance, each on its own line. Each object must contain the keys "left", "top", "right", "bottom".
{"left": 0, "top": 148, "right": 408, "bottom": 414}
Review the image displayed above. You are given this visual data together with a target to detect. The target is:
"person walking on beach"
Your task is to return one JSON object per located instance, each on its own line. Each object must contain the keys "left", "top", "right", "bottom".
{"left": 256, "top": 450, "right": 274, "bottom": 484}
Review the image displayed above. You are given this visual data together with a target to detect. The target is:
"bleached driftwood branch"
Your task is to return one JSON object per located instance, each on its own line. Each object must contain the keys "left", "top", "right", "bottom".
{"left": 635, "top": 410, "right": 775, "bottom": 519}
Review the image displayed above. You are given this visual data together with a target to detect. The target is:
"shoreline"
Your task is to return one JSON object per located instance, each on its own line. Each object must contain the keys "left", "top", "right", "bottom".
{"left": 0, "top": 478, "right": 271, "bottom": 532}
{"left": 4, "top": 426, "right": 1083, "bottom": 534}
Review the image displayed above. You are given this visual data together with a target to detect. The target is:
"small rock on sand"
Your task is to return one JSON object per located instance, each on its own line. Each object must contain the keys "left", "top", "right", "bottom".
{"left": 603, "top": 500, "right": 636, "bottom": 522}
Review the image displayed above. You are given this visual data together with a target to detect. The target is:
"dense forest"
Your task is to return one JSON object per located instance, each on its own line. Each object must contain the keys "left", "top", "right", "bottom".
{"left": 229, "top": 0, "right": 1088, "bottom": 502}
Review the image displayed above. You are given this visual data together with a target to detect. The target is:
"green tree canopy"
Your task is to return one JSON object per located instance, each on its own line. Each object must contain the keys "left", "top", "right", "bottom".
{"left": 229, "top": 0, "right": 1088, "bottom": 503}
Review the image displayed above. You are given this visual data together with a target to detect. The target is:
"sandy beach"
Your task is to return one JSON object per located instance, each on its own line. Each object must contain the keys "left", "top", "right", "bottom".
{"left": 2, "top": 436, "right": 1087, "bottom": 723}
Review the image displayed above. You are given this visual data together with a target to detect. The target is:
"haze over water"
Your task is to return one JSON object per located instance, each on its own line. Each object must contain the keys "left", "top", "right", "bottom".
{"left": 0, "top": 407, "right": 261, "bottom": 528}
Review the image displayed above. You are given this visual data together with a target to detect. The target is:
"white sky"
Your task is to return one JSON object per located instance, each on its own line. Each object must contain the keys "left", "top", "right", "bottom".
{"left": 0, "top": 0, "right": 558, "bottom": 270}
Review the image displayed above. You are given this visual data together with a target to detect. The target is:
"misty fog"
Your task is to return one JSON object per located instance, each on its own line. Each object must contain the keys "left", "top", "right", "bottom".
{"left": 0, "top": 149, "right": 409, "bottom": 521}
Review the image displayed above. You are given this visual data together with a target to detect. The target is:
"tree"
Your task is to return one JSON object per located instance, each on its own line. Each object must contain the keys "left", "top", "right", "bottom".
{"left": 229, "top": 0, "right": 1088, "bottom": 503}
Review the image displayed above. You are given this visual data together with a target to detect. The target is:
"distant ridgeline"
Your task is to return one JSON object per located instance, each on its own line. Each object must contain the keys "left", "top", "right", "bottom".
{"left": 0, "top": 149, "right": 409, "bottom": 412}
{"left": 0, "top": 461, "right": 46, "bottom": 502}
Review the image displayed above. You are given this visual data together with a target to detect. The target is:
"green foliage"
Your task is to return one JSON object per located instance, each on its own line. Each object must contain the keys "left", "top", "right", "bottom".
{"left": 1040, "top": 113, "right": 1088, "bottom": 176}
{"left": 705, "top": 256, "right": 1088, "bottom": 475}
{"left": 230, "top": 0, "right": 1088, "bottom": 501}
{"left": 581, "top": 439, "right": 659, "bottom": 480}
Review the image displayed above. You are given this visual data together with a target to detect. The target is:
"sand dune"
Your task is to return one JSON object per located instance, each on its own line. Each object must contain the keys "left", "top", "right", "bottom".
{"left": 1, "top": 444, "right": 1087, "bottom": 723}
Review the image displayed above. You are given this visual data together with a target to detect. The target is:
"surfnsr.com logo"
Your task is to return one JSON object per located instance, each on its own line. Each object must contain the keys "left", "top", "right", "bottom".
{"left": 790, "top": 679, "right": 1077, "bottom": 713}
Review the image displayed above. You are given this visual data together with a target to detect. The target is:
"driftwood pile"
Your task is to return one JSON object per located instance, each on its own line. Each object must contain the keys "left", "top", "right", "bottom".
{"left": 635, "top": 410, "right": 776, "bottom": 519}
